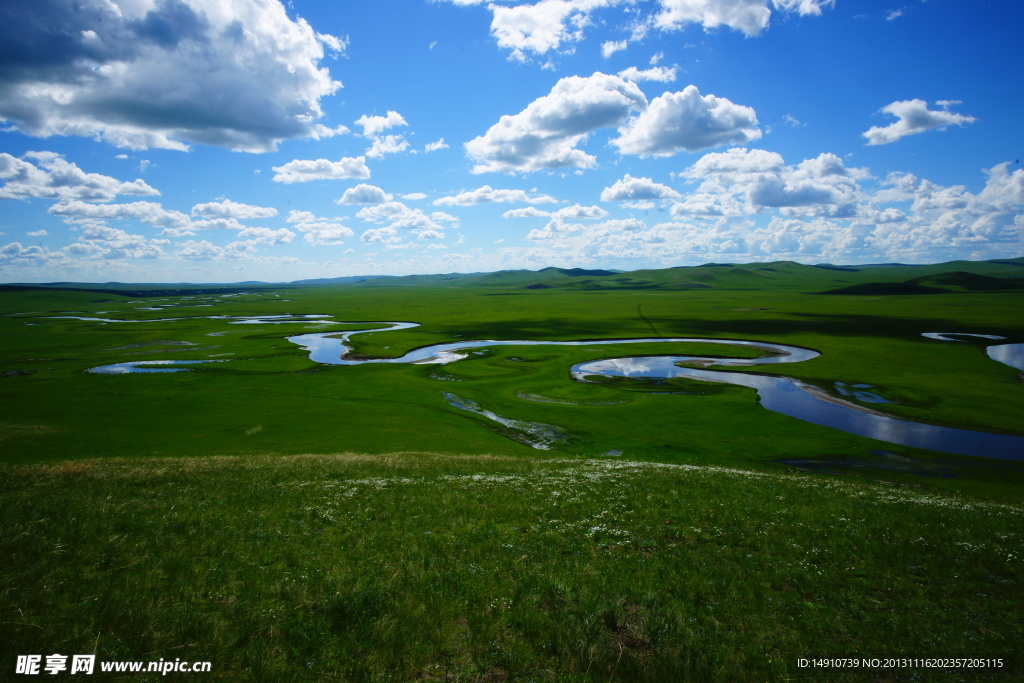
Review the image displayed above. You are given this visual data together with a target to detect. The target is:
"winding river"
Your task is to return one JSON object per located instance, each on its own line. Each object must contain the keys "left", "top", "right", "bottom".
{"left": 80, "top": 318, "right": 1024, "bottom": 461}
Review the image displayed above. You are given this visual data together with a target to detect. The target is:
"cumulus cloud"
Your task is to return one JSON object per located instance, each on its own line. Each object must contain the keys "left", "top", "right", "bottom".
{"left": 188, "top": 218, "right": 248, "bottom": 231}
{"left": 444, "top": 1, "right": 832, "bottom": 64}
{"left": 360, "top": 227, "right": 401, "bottom": 244}
{"left": 601, "top": 40, "right": 628, "bottom": 58}
{"left": 271, "top": 157, "right": 370, "bottom": 183}
{"left": 354, "top": 111, "right": 408, "bottom": 137}
{"left": 617, "top": 66, "right": 678, "bottom": 82}
{"left": 48, "top": 199, "right": 190, "bottom": 227}
{"left": 683, "top": 147, "right": 784, "bottom": 178}
{"left": 293, "top": 221, "right": 355, "bottom": 246}
{"left": 526, "top": 215, "right": 643, "bottom": 241}
{"left": 191, "top": 199, "right": 277, "bottom": 219}
{"left": 612, "top": 86, "right": 761, "bottom": 157}
{"left": 337, "top": 184, "right": 393, "bottom": 205}
{"left": 284, "top": 211, "right": 354, "bottom": 245}
{"left": 486, "top": 0, "right": 616, "bottom": 61}
{"left": 0, "top": 0, "right": 346, "bottom": 152}
{"left": 0, "top": 152, "right": 159, "bottom": 201}
{"left": 601, "top": 174, "right": 681, "bottom": 201}
{"left": 236, "top": 227, "right": 295, "bottom": 245}
{"left": 503, "top": 206, "right": 552, "bottom": 218}
{"left": 465, "top": 72, "right": 647, "bottom": 174}
{"left": 550, "top": 204, "right": 609, "bottom": 219}
{"left": 654, "top": 0, "right": 834, "bottom": 37}
{"left": 286, "top": 210, "right": 320, "bottom": 223}
{"left": 676, "top": 148, "right": 867, "bottom": 217}
{"left": 434, "top": 185, "right": 558, "bottom": 206}
{"left": 177, "top": 240, "right": 240, "bottom": 261}
{"left": 357, "top": 201, "right": 457, "bottom": 233}
{"left": 62, "top": 224, "right": 169, "bottom": 260}
{"left": 490, "top": 158, "right": 1022, "bottom": 269}
{"left": 424, "top": 138, "right": 449, "bottom": 153}
{"left": 0, "top": 242, "right": 71, "bottom": 267}
{"left": 401, "top": 193, "right": 428, "bottom": 201}
{"left": 862, "top": 99, "right": 976, "bottom": 146}
{"left": 365, "top": 135, "right": 410, "bottom": 159}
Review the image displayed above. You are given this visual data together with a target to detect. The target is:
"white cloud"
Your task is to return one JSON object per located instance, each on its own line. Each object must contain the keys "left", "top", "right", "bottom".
{"left": 550, "top": 204, "right": 610, "bottom": 219}
{"left": 465, "top": 72, "right": 647, "bottom": 173}
{"left": 886, "top": 8, "right": 904, "bottom": 21}
{"left": 337, "top": 184, "right": 394, "bottom": 205}
{"left": 601, "top": 40, "right": 628, "bottom": 58}
{"left": 430, "top": 159, "right": 1023, "bottom": 268}
{"left": 683, "top": 147, "right": 785, "bottom": 179}
{"left": 503, "top": 207, "right": 552, "bottom": 218}
{"left": 189, "top": 218, "right": 248, "bottom": 231}
{"left": 360, "top": 227, "right": 402, "bottom": 244}
{"left": 863, "top": 100, "right": 976, "bottom": 146}
{"left": 446, "top": 1, "right": 831, "bottom": 65}
{"left": 0, "top": 242, "right": 71, "bottom": 266}
{"left": 623, "top": 200, "right": 656, "bottom": 210}
{"left": 271, "top": 157, "right": 370, "bottom": 183}
{"left": 48, "top": 199, "right": 190, "bottom": 227}
{"left": 26, "top": 230, "right": 49, "bottom": 237}
{"left": 236, "top": 227, "right": 295, "bottom": 245}
{"left": 357, "top": 201, "right": 453, "bottom": 232}
{"left": 0, "top": 0, "right": 346, "bottom": 152}
{"left": 286, "top": 210, "right": 321, "bottom": 223}
{"left": 617, "top": 66, "right": 678, "bottom": 82}
{"left": 434, "top": 185, "right": 558, "bottom": 206}
{"left": 177, "top": 240, "right": 233, "bottom": 261}
{"left": 612, "top": 86, "right": 761, "bottom": 157}
{"left": 425, "top": 138, "right": 449, "bottom": 153}
{"left": 365, "top": 135, "right": 411, "bottom": 159}
{"left": 654, "top": 0, "right": 834, "bottom": 38}
{"left": 0, "top": 152, "right": 159, "bottom": 201}
{"left": 64, "top": 224, "right": 169, "bottom": 260}
{"left": 354, "top": 111, "right": 408, "bottom": 137}
{"left": 401, "top": 193, "right": 428, "bottom": 201}
{"left": 191, "top": 199, "right": 277, "bottom": 219}
{"left": 601, "top": 174, "right": 681, "bottom": 201}
{"left": 417, "top": 230, "right": 445, "bottom": 240}
{"left": 487, "top": 0, "right": 616, "bottom": 61}
{"left": 291, "top": 221, "right": 355, "bottom": 246}
{"left": 158, "top": 228, "right": 197, "bottom": 237}
{"left": 526, "top": 215, "right": 643, "bottom": 241}
{"left": 650, "top": 52, "right": 664, "bottom": 64}
{"left": 677, "top": 148, "right": 867, "bottom": 217}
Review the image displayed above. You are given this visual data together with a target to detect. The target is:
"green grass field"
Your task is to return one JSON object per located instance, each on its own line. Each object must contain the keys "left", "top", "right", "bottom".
{"left": 2, "top": 260, "right": 1023, "bottom": 680}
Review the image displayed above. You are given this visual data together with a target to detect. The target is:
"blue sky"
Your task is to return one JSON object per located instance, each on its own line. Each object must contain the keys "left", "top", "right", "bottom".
{"left": 1, "top": 0, "right": 1021, "bottom": 283}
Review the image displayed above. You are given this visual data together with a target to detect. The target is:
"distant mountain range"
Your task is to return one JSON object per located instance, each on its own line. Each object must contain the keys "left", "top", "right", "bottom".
{"left": 2, "top": 258, "right": 1023, "bottom": 297}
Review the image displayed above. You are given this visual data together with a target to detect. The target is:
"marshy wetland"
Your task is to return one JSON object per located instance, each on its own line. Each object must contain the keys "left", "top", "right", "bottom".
{"left": 2, "top": 259, "right": 1023, "bottom": 680}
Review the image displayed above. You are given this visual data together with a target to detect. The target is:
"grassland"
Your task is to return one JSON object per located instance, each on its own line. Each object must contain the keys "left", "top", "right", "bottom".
{"left": 2, "top": 455, "right": 1020, "bottom": 681}
{"left": 1, "top": 259, "right": 1023, "bottom": 680}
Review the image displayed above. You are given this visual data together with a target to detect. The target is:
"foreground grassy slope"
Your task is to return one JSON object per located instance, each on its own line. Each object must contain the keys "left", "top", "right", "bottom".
{"left": 2, "top": 454, "right": 1019, "bottom": 682}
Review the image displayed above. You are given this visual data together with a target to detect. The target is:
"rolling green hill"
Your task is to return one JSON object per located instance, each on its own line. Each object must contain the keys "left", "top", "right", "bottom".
{"left": 822, "top": 271, "right": 1024, "bottom": 295}
{"left": 5, "top": 256, "right": 1023, "bottom": 295}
